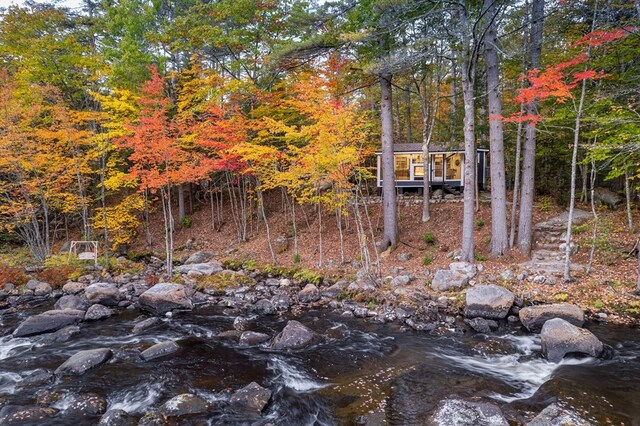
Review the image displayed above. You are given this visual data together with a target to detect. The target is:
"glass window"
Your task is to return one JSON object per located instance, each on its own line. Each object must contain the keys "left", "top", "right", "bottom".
{"left": 446, "top": 153, "right": 463, "bottom": 180}
{"left": 394, "top": 154, "right": 410, "bottom": 180}
{"left": 413, "top": 165, "right": 424, "bottom": 178}
{"left": 411, "top": 154, "right": 424, "bottom": 164}
{"left": 433, "top": 154, "right": 443, "bottom": 178}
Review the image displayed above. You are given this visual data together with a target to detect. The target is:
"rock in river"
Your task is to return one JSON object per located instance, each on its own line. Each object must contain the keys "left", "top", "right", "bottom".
{"left": 175, "top": 260, "right": 223, "bottom": 276}
{"left": 519, "top": 303, "right": 584, "bottom": 332}
{"left": 527, "top": 402, "right": 592, "bottom": 426}
{"left": 13, "top": 309, "right": 85, "bottom": 337}
{"left": 541, "top": 318, "right": 603, "bottom": 363}
{"left": 85, "top": 283, "right": 120, "bottom": 306}
{"left": 55, "top": 295, "right": 88, "bottom": 311}
{"left": 139, "top": 283, "right": 193, "bottom": 315}
{"left": 0, "top": 406, "right": 58, "bottom": 424}
{"left": 67, "top": 393, "right": 108, "bottom": 417}
{"left": 272, "top": 320, "right": 319, "bottom": 350}
{"left": 230, "top": 382, "right": 272, "bottom": 413}
{"left": 239, "top": 331, "right": 270, "bottom": 346}
{"left": 159, "top": 393, "right": 210, "bottom": 417}
{"left": 84, "top": 304, "right": 113, "bottom": 321}
{"left": 297, "top": 283, "right": 321, "bottom": 303}
{"left": 140, "top": 341, "right": 181, "bottom": 361}
{"left": 98, "top": 409, "right": 132, "bottom": 426}
{"left": 465, "top": 285, "right": 515, "bottom": 319}
{"left": 54, "top": 348, "right": 113, "bottom": 377}
{"left": 429, "top": 398, "right": 508, "bottom": 426}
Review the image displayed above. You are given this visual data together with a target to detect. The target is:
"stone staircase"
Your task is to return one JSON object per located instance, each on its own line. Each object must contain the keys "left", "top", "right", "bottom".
{"left": 522, "top": 209, "right": 593, "bottom": 276}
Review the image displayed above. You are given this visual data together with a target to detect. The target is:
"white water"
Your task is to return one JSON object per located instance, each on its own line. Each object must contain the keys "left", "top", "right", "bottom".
{"left": 440, "top": 334, "right": 593, "bottom": 402}
{"left": 108, "top": 380, "right": 165, "bottom": 413}
{"left": 268, "top": 356, "right": 328, "bottom": 392}
{"left": 0, "top": 371, "right": 22, "bottom": 394}
{"left": 0, "top": 335, "right": 41, "bottom": 360}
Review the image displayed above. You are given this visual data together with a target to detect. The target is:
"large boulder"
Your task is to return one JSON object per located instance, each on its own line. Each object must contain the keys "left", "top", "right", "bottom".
{"left": 239, "top": 331, "right": 270, "bottom": 346}
{"left": 140, "top": 341, "right": 181, "bottom": 361}
{"left": 465, "top": 285, "right": 515, "bottom": 319}
{"left": 519, "top": 304, "right": 584, "bottom": 332}
{"left": 271, "top": 293, "right": 293, "bottom": 311}
{"left": 541, "top": 318, "right": 603, "bottom": 363}
{"left": 67, "top": 393, "right": 108, "bottom": 416}
{"left": 184, "top": 251, "right": 216, "bottom": 265}
{"left": 55, "top": 295, "right": 88, "bottom": 311}
{"left": 527, "top": 403, "right": 593, "bottom": 426}
{"left": 13, "top": 309, "right": 85, "bottom": 337}
{"left": 54, "top": 348, "right": 113, "bottom": 376}
{"left": 159, "top": 394, "right": 210, "bottom": 417}
{"left": 229, "top": 382, "right": 272, "bottom": 413}
{"left": 429, "top": 398, "right": 508, "bottom": 426}
{"left": 84, "top": 304, "right": 113, "bottom": 321}
{"left": 139, "top": 283, "right": 193, "bottom": 315}
{"left": 62, "top": 281, "right": 88, "bottom": 295}
{"left": 272, "top": 320, "right": 319, "bottom": 350}
{"left": 449, "top": 262, "right": 477, "bottom": 278}
{"left": 175, "top": 260, "right": 223, "bottom": 276}
{"left": 85, "top": 283, "right": 120, "bottom": 306}
{"left": 297, "top": 284, "right": 320, "bottom": 303}
{"left": 431, "top": 270, "right": 469, "bottom": 292}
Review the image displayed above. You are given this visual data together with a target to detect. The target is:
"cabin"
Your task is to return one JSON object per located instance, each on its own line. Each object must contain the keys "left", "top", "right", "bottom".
{"left": 376, "top": 143, "right": 488, "bottom": 192}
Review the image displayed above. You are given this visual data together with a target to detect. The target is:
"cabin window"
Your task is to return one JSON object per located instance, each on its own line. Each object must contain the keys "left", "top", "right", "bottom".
{"left": 413, "top": 165, "right": 424, "bottom": 178}
{"left": 446, "top": 153, "right": 462, "bottom": 180}
{"left": 394, "top": 154, "right": 410, "bottom": 180}
{"left": 411, "top": 154, "right": 424, "bottom": 164}
{"left": 433, "top": 155, "right": 444, "bottom": 179}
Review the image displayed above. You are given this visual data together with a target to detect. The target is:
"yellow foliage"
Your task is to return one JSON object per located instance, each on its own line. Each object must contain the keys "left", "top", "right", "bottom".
{"left": 93, "top": 193, "right": 144, "bottom": 250}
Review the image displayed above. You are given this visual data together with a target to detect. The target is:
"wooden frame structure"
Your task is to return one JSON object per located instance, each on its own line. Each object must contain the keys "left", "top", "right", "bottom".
{"left": 68, "top": 241, "right": 99, "bottom": 265}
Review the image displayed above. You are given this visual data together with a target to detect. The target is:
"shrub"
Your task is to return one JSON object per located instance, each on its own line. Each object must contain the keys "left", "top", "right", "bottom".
{"left": 423, "top": 232, "right": 436, "bottom": 245}
{"left": 422, "top": 253, "right": 433, "bottom": 266}
{"left": 476, "top": 218, "right": 485, "bottom": 228}
{"left": 0, "top": 266, "right": 29, "bottom": 287}
{"left": 474, "top": 253, "right": 488, "bottom": 262}
{"left": 293, "top": 253, "right": 301, "bottom": 264}
{"left": 181, "top": 215, "right": 192, "bottom": 228}
{"left": 37, "top": 265, "right": 82, "bottom": 289}
{"left": 293, "top": 269, "right": 322, "bottom": 285}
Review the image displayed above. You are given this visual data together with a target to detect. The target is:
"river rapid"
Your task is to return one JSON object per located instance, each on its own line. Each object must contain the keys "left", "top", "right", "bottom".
{"left": 1, "top": 301, "right": 639, "bottom": 425}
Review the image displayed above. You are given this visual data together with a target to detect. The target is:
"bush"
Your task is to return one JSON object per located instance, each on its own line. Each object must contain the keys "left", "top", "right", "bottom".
{"left": 36, "top": 265, "right": 82, "bottom": 289}
{"left": 0, "top": 266, "right": 29, "bottom": 287}
{"left": 293, "top": 253, "right": 301, "bottom": 263}
{"left": 422, "top": 253, "right": 433, "bottom": 266}
{"left": 476, "top": 218, "right": 485, "bottom": 228}
{"left": 423, "top": 232, "right": 436, "bottom": 245}
{"left": 181, "top": 215, "right": 192, "bottom": 228}
{"left": 474, "top": 253, "right": 488, "bottom": 262}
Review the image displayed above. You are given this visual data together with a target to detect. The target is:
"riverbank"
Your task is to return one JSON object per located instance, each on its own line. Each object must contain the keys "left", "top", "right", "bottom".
{"left": 1, "top": 253, "right": 639, "bottom": 425}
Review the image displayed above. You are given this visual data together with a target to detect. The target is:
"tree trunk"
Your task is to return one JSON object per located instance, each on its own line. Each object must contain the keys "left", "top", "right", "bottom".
{"left": 563, "top": 0, "right": 596, "bottom": 282}
{"left": 625, "top": 167, "right": 633, "bottom": 232}
{"left": 450, "top": 55, "right": 458, "bottom": 144}
{"left": 518, "top": 0, "right": 545, "bottom": 256}
{"left": 379, "top": 74, "right": 398, "bottom": 251}
{"left": 484, "top": 0, "right": 508, "bottom": 257}
{"left": 460, "top": 4, "right": 476, "bottom": 263}
{"left": 178, "top": 184, "right": 185, "bottom": 223}
{"left": 405, "top": 82, "right": 412, "bottom": 143}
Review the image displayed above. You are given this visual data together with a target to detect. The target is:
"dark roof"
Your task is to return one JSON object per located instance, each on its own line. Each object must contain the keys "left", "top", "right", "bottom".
{"left": 375, "top": 142, "right": 488, "bottom": 153}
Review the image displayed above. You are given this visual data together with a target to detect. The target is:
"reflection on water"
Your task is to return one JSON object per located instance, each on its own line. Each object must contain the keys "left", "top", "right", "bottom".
{"left": 0, "top": 304, "right": 639, "bottom": 425}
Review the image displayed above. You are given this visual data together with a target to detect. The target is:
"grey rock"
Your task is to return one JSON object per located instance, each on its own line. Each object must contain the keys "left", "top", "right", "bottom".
{"left": 217, "top": 330, "right": 242, "bottom": 340}
{"left": 55, "top": 348, "right": 113, "bottom": 376}
{"left": 230, "top": 382, "right": 272, "bottom": 413}
{"left": 396, "top": 252, "right": 412, "bottom": 262}
{"left": 40, "top": 325, "right": 81, "bottom": 343}
{"left": 67, "top": 393, "right": 107, "bottom": 416}
{"left": 34, "top": 282, "right": 52, "bottom": 296}
{"left": 254, "top": 299, "right": 276, "bottom": 315}
{"left": 272, "top": 320, "right": 319, "bottom": 350}
{"left": 85, "top": 283, "right": 120, "bottom": 306}
{"left": 140, "top": 341, "right": 180, "bottom": 361}
{"left": 19, "top": 369, "right": 54, "bottom": 388}
{"left": 55, "top": 295, "right": 88, "bottom": 311}
{"left": 321, "top": 282, "right": 346, "bottom": 298}
{"left": 233, "top": 316, "right": 250, "bottom": 331}
{"left": 139, "top": 283, "right": 193, "bottom": 315}
{"left": 353, "top": 307, "right": 369, "bottom": 318}
{"left": 273, "top": 234, "right": 289, "bottom": 254}
{"left": 84, "top": 304, "right": 113, "bottom": 321}
{"left": 500, "top": 270, "right": 515, "bottom": 280}
{"left": 541, "top": 318, "right": 603, "bottom": 363}
{"left": 431, "top": 269, "right": 469, "bottom": 291}
{"left": 405, "top": 318, "right": 436, "bottom": 332}
{"left": 430, "top": 398, "right": 508, "bottom": 426}
{"left": 185, "top": 251, "right": 216, "bottom": 264}
{"left": 239, "top": 331, "right": 270, "bottom": 346}
{"left": 527, "top": 403, "right": 593, "bottom": 426}
{"left": 0, "top": 406, "right": 58, "bottom": 424}
{"left": 391, "top": 275, "right": 411, "bottom": 287}
{"left": 98, "top": 409, "right": 132, "bottom": 426}
{"left": 465, "top": 285, "right": 515, "bottom": 319}
{"left": 132, "top": 317, "right": 161, "bottom": 334}
{"left": 271, "top": 293, "right": 292, "bottom": 311}
{"left": 297, "top": 284, "right": 320, "bottom": 303}
{"left": 175, "top": 260, "right": 223, "bottom": 276}
{"left": 519, "top": 304, "right": 584, "bottom": 332}
{"left": 450, "top": 261, "right": 477, "bottom": 278}
{"left": 13, "top": 309, "right": 84, "bottom": 337}
{"left": 465, "top": 317, "right": 498, "bottom": 333}
{"left": 159, "top": 394, "right": 209, "bottom": 417}
{"left": 533, "top": 275, "right": 547, "bottom": 284}
{"left": 326, "top": 323, "right": 349, "bottom": 339}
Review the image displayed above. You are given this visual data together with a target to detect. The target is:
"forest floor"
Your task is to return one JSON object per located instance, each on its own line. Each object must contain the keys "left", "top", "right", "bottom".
{"left": 133, "top": 190, "right": 640, "bottom": 325}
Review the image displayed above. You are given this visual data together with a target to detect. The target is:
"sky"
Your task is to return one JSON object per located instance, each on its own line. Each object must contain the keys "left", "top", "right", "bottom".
{"left": 0, "top": 0, "right": 84, "bottom": 10}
